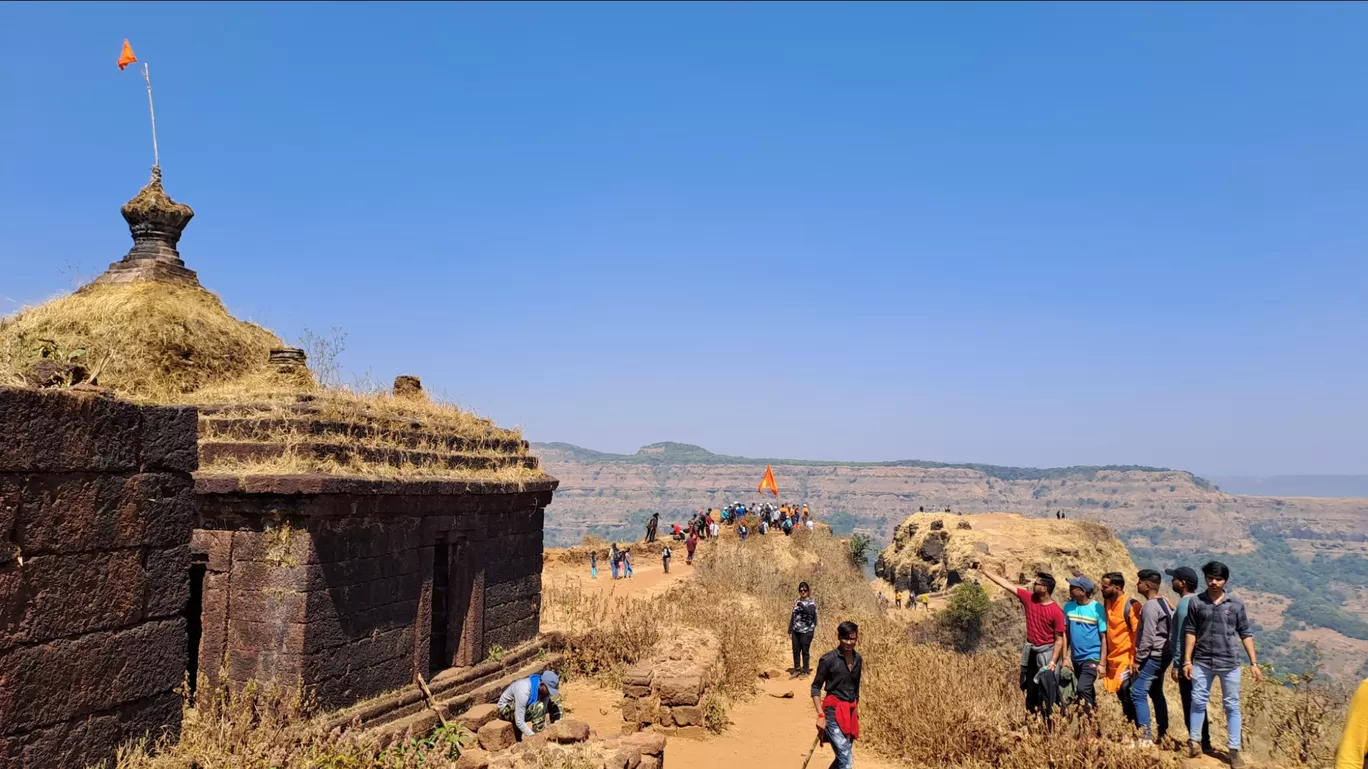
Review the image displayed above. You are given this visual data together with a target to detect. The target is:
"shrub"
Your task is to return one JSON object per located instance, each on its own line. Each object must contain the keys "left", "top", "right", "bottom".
{"left": 848, "top": 532, "right": 874, "bottom": 566}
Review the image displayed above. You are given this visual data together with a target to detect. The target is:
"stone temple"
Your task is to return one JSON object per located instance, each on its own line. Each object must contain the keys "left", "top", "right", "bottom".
{"left": 0, "top": 170, "right": 559, "bottom": 767}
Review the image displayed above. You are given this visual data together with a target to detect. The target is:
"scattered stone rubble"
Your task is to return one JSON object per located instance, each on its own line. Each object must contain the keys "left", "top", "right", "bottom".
{"left": 620, "top": 628, "right": 721, "bottom": 737}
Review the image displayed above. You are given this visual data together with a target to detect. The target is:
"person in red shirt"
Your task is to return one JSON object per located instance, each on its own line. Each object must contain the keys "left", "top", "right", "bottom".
{"left": 977, "top": 566, "right": 1067, "bottom": 716}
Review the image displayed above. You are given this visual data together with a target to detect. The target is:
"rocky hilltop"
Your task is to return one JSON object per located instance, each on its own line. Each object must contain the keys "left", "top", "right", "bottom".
{"left": 874, "top": 512, "right": 1138, "bottom": 594}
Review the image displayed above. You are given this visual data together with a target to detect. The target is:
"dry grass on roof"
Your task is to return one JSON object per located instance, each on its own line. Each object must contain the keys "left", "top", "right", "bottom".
{"left": 2, "top": 278, "right": 534, "bottom": 480}
{"left": 0, "top": 281, "right": 281, "bottom": 399}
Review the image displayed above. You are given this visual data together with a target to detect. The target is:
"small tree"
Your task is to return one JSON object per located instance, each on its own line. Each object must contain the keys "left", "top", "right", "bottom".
{"left": 941, "top": 581, "right": 992, "bottom": 652}
{"left": 848, "top": 533, "right": 873, "bottom": 566}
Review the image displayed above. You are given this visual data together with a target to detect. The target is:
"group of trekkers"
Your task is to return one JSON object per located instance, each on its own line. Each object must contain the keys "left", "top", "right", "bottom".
{"left": 645, "top": 503, "right": 818, "bottom": 558}
{"left": 588, "top": 542, "right": 636, "bottom": 580}
{"left": 876, "top": 590, "right": 929, "bottom": 611}
{"left": 978, "top": 560, "right": 1262, "bottom": 767}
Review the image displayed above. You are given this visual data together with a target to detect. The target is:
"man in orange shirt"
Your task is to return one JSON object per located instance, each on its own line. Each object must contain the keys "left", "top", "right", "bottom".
{"left": 1102, "top": 571, "right": 1143, "bottom": 727}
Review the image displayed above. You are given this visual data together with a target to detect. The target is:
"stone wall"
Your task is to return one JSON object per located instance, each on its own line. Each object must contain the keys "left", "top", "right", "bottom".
{"left": 620, "top": 628, "right": 720, "bottom": 737}
{"left": 0, "top": 387, "right": 197, "bottom": 768}
{"left": 195, "top": 475, "right": 552, "bottom": 709}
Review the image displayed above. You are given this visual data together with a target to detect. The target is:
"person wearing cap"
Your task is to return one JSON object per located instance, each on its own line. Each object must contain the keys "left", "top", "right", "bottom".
{"left": 1131, "top": 569, "right": 1172, "bottom": 746}
{"left": 1063, "top": 575, "right": 1108, "bottom": 712}
{"left": 1167, "top": 566, "right": 1211, "bottom": 754}
{"left": 497, "top": 669, "right": 562, "bottom": 738}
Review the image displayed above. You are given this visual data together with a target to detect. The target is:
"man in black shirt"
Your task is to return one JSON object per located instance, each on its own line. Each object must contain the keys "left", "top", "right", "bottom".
{"left": 811, "top": 620, "right": 862, "bottom": 769}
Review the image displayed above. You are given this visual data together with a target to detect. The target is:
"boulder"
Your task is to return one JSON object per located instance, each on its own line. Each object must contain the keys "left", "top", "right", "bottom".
{"left": 655, "top": 674, "right": 702, "bottom": 706}
{"left": 620, "top": 730, "right": 667, "bottom": 755}
{"left": 459, "top": 703, "right": 501, "bottom": 730}
{"left": 671, "top": 705, "right": 703, "bottom": 727}
{"left": 478, "top": 719, "right": 518, "bottom": 752}
{"left": 454, "top": 747, "right": 492, "bottom": 769}
{"left": 547, "top": 718, "right": 592, "bottom": 744}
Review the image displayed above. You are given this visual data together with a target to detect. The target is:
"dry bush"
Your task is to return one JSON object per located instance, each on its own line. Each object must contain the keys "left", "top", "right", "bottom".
{"left": 1245, "top": 671, "right": 1350, "bottom": 766}
{"left": 112, "top": 678, "right": 473, "bottom": 769}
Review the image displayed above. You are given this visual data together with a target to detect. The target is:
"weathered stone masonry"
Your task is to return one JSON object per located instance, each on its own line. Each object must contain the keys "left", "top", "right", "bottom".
{"left": 192, "top": 475, "right": 552, "bottom": 709}
{"left": 0, "top": 387, "right": 198, "bottom": 769}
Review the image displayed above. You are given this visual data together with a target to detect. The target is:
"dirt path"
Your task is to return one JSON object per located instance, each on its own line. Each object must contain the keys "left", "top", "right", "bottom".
{"left": 545, "top": 547, "right": 900, "bottom": 768}
{"left": 560, "top": 675, "right": 903, "bottom": 769}
{"left": 543, "top": 553, "right": 690, "bottom": 600}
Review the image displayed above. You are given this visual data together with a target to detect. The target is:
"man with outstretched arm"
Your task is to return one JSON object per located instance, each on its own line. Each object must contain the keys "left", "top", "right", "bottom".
{"left": 812, "top": 620, "right": 862, "bottom": 769}
{"left": 977, "top": 566, "right": 1066, "bottom": 716}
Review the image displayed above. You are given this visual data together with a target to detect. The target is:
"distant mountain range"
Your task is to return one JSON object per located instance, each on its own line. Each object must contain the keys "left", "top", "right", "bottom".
{"left": 1207, "top": 475, "right": 1368, "bottom": 498}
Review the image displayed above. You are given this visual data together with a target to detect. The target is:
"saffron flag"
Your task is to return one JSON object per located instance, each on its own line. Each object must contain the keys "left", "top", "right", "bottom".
{"left": 118, "top": 39, "right": 138, "bottom": 71}
{"left": 758, "top": 464, "right": 779, "bottom": 497}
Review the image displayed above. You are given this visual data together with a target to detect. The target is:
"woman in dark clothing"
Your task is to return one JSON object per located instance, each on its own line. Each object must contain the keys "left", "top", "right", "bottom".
{"left": 789, "top": 581, "right": 818, "bottom": 677}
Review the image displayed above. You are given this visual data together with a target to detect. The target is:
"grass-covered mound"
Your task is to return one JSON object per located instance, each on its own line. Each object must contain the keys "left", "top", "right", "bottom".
{"left": 0, "top": 281, "right": 282, "bottom": 399}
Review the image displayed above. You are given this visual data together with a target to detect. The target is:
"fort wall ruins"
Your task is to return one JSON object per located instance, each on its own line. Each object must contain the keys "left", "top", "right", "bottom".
{"left": 0, "top": 387, "right": 198, "bottom": 768}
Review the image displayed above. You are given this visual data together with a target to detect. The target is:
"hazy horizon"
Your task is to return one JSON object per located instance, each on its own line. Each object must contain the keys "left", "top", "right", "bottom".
{"left": 3, "top": 3, "right": 1365, "bottom": 477}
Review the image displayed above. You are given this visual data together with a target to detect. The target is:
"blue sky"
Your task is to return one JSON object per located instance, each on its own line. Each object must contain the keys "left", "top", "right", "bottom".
{"left": 2, "top": 2, "right": 1365, "bottom": 476}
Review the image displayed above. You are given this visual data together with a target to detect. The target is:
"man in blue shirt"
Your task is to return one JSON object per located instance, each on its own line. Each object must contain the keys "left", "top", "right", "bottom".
{"left": 1063, "top": 575, "right": 1108, "bottom": 712}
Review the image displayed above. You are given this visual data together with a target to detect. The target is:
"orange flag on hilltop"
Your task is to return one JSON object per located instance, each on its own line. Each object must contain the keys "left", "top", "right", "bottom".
{"left": 118, "top": 39, "right": 138, "bottom": 71}
{"left": 758, "top": 465, "right": 779, "bottom": 497}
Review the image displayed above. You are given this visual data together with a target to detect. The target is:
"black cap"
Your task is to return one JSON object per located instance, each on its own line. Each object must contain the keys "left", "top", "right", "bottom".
{"left": 1165, "top": 566, "right": 1199, "bottom": 586}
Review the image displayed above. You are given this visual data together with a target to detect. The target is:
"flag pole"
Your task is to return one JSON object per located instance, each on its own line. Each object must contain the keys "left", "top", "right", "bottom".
{"left": 141, "top": 62, "right": 160, "bottom": 168}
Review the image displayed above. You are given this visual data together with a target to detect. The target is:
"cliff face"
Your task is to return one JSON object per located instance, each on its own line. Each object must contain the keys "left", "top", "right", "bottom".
{"left": 533, "top": 442, "right": 1366, "bottom": 551}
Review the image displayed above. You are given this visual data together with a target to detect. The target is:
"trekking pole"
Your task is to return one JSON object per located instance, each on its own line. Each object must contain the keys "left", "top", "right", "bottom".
{"left": 799, "top": 732, "right": 821, "bottom": 769}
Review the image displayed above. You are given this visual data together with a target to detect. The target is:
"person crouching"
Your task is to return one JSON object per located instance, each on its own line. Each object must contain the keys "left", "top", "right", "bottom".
{"left": 496, "top": 670, "right": 562, "bottom": 739}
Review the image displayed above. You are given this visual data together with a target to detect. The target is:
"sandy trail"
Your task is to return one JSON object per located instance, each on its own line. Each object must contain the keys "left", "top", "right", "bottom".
{"left": 545, "top": 546, "right": 901, "bottom": 769}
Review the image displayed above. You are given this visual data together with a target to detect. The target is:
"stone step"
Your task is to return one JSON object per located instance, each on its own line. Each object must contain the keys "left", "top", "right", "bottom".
{"left": 325, "top": 639, "right": 552, "bottom": 732}
{"left": 198, "top": 416, "right": 528, "bottom": 454}
{"left": 197, "top": 440, "right": 541, "bottom": 472}
{"left": 345, "top": 652, "right": 563, "bottom": 747}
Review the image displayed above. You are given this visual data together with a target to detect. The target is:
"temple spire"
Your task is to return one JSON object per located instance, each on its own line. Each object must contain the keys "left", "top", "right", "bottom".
{"left": 92, "top": 167, "right": 200, "bottom": 287}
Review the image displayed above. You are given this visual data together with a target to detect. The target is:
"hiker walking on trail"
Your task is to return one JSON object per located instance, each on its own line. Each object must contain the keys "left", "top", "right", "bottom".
{"left": 645, "top": 512, "right": 659, "bottom": 543}
{"left": 610, "top": 543, "right": 621, "bottom": 580}
{"left": 979, "top": 567, "right": 1066, "bottom": 717}
{"left": 1101, "top": 572, "right": 1141, "bottom": 726}
{"left": 685, "top": 532, "right": 698, "bottom": 566}
{"left": 1182, "top": 561, "right": 1261, "bottom": 767}
{"left": 1131, "top": 569, "right": 1172, "bottom": 746}
{"left": 790, "top": 582, "right": 818, "bottom": 677}
{"left": 661, "top": 544, "right": 672, "bottom": 574}
{"left": 497, "top": 670, "right": 562, "bottom": 738}
{"left": 812, "top": 621, "right": 862, "bottom": 769}
{"left": 622, "top": 549, "right": 634, "bottom": 579}
{"left": 1063, "top": 576, "right": 1107, "bottom": 713}
{"left": 590, "top": 551, "right": 598, "bottom": 580}
{"left": 1167, "top": 566, "right": 1211, "bottom": 754}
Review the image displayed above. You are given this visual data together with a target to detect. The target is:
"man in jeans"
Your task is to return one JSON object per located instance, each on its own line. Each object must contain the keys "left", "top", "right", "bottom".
{"left": 1063, "top": 575, "right": 1108, "bottom": 713}
{"left": 812, "top": 620, "right": 862, "bottom": 769}
{"left": 1182, "top": 560, "right": 1262, "bottom": 768}
{"left": 1131, "top": 569, "right": 1171, "bottom": 746}
{"left": 1167, "top": 566, "right": 1212, "bottom": 754}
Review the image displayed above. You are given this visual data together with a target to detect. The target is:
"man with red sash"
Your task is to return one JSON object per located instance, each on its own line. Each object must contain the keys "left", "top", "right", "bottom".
{"left": 812, "top": 620, "right": 862, "bottom": 769}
